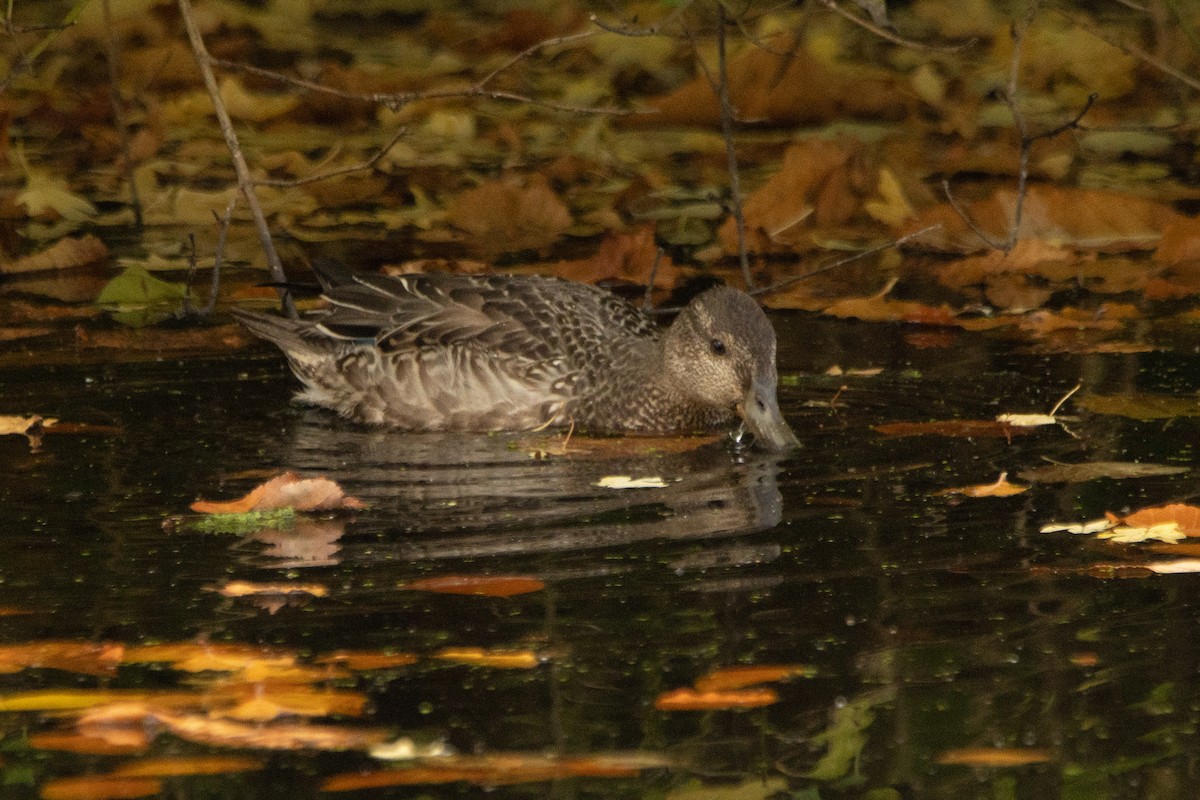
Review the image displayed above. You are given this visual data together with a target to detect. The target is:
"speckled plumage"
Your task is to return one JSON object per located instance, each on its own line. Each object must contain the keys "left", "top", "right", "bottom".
{"left": 233, "top": 262, "right": 798, "bottom": 449}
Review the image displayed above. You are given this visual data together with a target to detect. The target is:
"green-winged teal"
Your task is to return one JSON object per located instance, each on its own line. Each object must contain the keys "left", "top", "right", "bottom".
{"left": 233, "top": 261, "right": 798, "bottom": 450}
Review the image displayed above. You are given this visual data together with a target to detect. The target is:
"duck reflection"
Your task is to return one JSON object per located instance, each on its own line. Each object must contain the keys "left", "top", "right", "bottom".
{"left": 257, "top": 411, "right": 788, "bottom": 564}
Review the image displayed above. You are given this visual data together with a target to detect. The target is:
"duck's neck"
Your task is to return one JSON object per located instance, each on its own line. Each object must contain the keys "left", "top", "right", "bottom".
{"left": 572, "top": 338, "right": 734, "bottom": 435}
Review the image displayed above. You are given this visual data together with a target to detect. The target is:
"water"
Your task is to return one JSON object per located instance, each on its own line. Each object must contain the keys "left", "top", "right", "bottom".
{"left": 1, "top": 313, "right": 1199, "bottom": 799}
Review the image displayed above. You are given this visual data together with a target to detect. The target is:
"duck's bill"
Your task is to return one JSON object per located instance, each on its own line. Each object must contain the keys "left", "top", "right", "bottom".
{"left": 739, "top": 377, "right": 800, "bottom": 451}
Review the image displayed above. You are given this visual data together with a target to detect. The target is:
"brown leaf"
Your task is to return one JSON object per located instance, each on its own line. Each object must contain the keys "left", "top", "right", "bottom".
{"left": 873, "top": 420, "right": 1036, "bottom": 438}
{"left": 321, "top": 753, "right": 668, "bottom": 791}
{"left": 639, "top": 34, "right": 905, "bottom": 126}
{"left": 938, "top": 473, "right": 1028, "bottom": 498}
{"left": 151, "top": 710, "right": 388, "bottom": 752}
{"left": 205, "top": 580, "right": 329, "bottom": 599}
{"left": 447, "top": 176, "right": 571, "bottom": 255}
{"left": 908, "top": 186, "right": 1179, "bottom": 254}
{"left": 1, "top": 235, "right": 107, "bottom": 275}
{"left": 716, "top": 138, "right": 867, "bottom": 254}
{"left": 109, "top": 755, "right": 264, "bottom": 777}
{"left": 402, "top": 575, "right": 545, "bottom": 598}
{"left": 555, "top": 226, "right": 679, "bottom": 288}
{"left": 39, "top": 775, "right": 163, "bottom": 800}
{"left": 190, "top": 472, "right": 365, "bottom": 514}
{"left": 28, "top": 731, "right": 150, "bottom": 756}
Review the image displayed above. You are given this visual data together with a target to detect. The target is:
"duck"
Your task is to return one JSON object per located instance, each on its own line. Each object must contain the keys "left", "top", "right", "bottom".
{"left": 232, "top": 260, "right": 799, "bottom": 450}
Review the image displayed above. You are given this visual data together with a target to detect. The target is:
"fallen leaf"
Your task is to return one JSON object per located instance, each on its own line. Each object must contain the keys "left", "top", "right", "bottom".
{"left": 2, "top": 235, "right": 107, "bottom": 274}
{"left": 150, "top": 710, "right": 388, "bottom": 752}
{"left": 1019, "top": 462, "right": 1187, "bottom": 483}
{"left": 402, "top": 575, "right": 545, "bottom": 597}
{"left": 39, "top": 775, "right": 162, "bottom": 800}
{"left": 1039, "top": 518, "right": 1115, "bottom": 535}
{"left": 1145, "top": 560, "right": 1200, "bottom": 574}
{"left": 432, "top": 648, "right": 540, "bottom": 669}
{"left": 995, "top": 413, "right": 1058, "bottom": 427}
{"left": 1096, "top": 524, "right": 1186, "bottom": 544}
{"left": 28, "top": 731, "right": 150, "bottom": 756}
{"left": 873, "top": 420, "right": 1036, "bottom": 438}
{"left": 595, "top": 475, "right": 668, "bottom": 489}
{"left": 16, "top": 170, "right": 97, "bottom": 221}
{"left": 935, "top": 747, "right": 1053, "bottom": 766}
{"left": 0, "top": 640, "right": 123, "bottom": 677}
{"left": 692, "top": 664, "right": 810, "bottom": 692}
{"left": 190, "top": 472, "right": 365, "bottom": 514}
{"left": 205, "top": 580, "right": 329, "bottom": 599}
{"left": 1121, "top": 503, "right": 1200, "bottom": 536}
{"left": 653, "top": 687, "right": 778, "bottom": 711}
{"left": 556, "top": 225, "right": 679, "bottom": 288}
{"left": 938, "top": 473, "right": 1027, "bottom": 498}
{"left": 447, "top": 175, "right": 571, "bottom": 255}
{"left": 1076, "top": 393, "right": 1200, "bottom": 420}
{"left": 109, "top": 755, "right": 264, "bottom": 777}
{"left": 0, "top": 415, "right": 56, "bottom": 436}
{"left": 313, "top": 650, "right": 419, "bottom": 671}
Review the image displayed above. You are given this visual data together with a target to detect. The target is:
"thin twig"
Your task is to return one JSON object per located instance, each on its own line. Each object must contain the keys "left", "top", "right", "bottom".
{"left": 588, "top": 1, "right": 696, "bottom": 37}
{"left": 101, "top": 0, "right": 143, "bottom": 230}
{"left": 749, "top": 224, "right": 943, "bottom": 298}
{"left": 714, "top": 2, "right": 752, "bottom": 289}
{"left": 177, "top": 0, "right": 295, "bottom": 318}
{"left": 1057, "top": 8, "right": 1200, "bottom": 93}
{"left": 254, "top": 126, "right": 408, "bottom": 188}
{"left": 815, "top": 0, "right": 976, "bottom": 52}
{"left": 205, "top": 193, "right": 238, "bottom": 315}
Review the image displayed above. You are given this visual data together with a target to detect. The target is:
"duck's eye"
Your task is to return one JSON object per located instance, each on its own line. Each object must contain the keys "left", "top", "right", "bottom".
{"left": 710, "top": 338, "right": 727, "bottom": 356}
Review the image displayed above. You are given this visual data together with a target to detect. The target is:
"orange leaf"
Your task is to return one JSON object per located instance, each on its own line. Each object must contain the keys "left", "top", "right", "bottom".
{"left": 110, "top": 755, "right": 264, "bottom": 777}
{"left": 1122, "top": 503, "right": 1200, "bottom": 536}
{"left": 653, "top": 687, "right": 778, "bottom": 711}
{"left": 0, "top": 641, "right": 123, "bottom": 677}
{"left": 313, "top": 650, "right": 419, "bottom": 671}
{"left": 938, "top": 473, "right": 1028, "bottom": 498}
{"left": 321, "top": 753, "right": 668, "bottom": 791}
{"left": 28, "top": 731, "right": 149, "bottom": 756}
{"left": 692, "top": 664, "right": 810, "bottom": 691}
{"left": 206, "top": 580, "right": 328, "bottom": 598}
{"left": 403, "top": 576, "right": 545, "bottom": 597}
{"left": 150, "top": 710, "right": 388, "bottom": 752}
{"left": 935, "top": 747, "right": 1053, "bottom": 766}
{"left": 433, "top": 648, "right": 540, "bottom": 669}
{"left": 555, "top": 226, "right": 680, "bottom": 289}
{"left": 190, "top": 472, "right": 365, "bottom": 514}
{"left": 446, "top": 176, "right": 571, "bottom": 255}
{"left": 39, "top": 776, "right": 163, "bottom": 800}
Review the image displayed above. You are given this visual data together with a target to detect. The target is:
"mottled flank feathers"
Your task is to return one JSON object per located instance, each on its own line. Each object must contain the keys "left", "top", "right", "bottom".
{"left": 233, "top": 262, "right": 798, "bottom": 450}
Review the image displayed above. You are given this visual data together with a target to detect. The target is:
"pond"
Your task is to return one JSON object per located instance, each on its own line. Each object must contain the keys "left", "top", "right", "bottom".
{"left": 1, "top": 310, "right": 1199, "bottom": 799}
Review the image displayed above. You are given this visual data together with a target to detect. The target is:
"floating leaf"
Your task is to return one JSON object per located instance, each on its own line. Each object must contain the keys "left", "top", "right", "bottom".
{"left": 95, "top": 265, "right": 187, "bottom": 312}
{"left": 191, "top": 472, "right": 365, "bottom": 514}
{"left": 692, "top": 665, "right": 810, "bottom": 692}
{"left": 206, "top": 581, "right": 329, "bottom": 599}
{"left": 1076, "top": 393, "right": 1200, "bottom": 421}
{"left": 1096, "top": 524, "right": 1186, "bottom": 544}
{"left": 110, "top": 755, "right": 264, "bottom": 777}
{"left": 938, "top": 473, "right": 1028, "bottom": 498}
{"left": 432, "top": 648, "right": 540, "bottom": 669}
{"left": 1146, "top": 560, "right": 1200, "bottom": 574}
{"left": 39, "top": 775, "right": 162, "bottom": 800}
{"left": 0, "top": 640, "right": 123, "bottom": 677}
{"left": 313, "top": 650, "right": 419, "bottom": 671}
{"left": 873, "top": 420, "right": 1036, "bottom": 438}
{"left": 402, "top": 576, "right": 545, "bottom": 597}
{"left": 1039, "top": 518, "right": 1114, "bottom": 535}
{"left": 28, "top": 731, "right": 149, "bottom": 756}
{"left": 1121, "top": 503, "right": 1200, "bottom": 536}
{"left": 654, "top": 688, "right": 778, "bottom": 711}
{"left": 595, "top": 475, "right": 668, "bottom": 489}
{"left": 1020, "top": 462, "right": 1188, "bottom": 483}
{"left": 3, "top": 235, "right": 107, "bottom": 275}
{"left": 935, "top": 747, "right": 1053, "bottom": 766}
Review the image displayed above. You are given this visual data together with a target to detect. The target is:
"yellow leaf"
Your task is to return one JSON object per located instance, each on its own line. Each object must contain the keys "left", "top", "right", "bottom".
{"left": 16, "top": 171, "right": 97, "bottom": 221}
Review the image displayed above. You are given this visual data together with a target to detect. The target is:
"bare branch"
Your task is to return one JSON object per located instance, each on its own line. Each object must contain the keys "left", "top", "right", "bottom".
{"left": 815, "top": 0, "right": 977, "bottom": 52}
{"left": 254, "top": 126, "right": 408, "bottom": 188}
{"left": 714, "top": 2, "right": 753, "bottom": 289}
{"left": 177, "top": 0, "right": 295, "bottom": 318}
{"left": 588, "top": 1, "right": 696, "bottom": 37}
{"left": 750, "top": 224, "right": 944, "bottom": 299}
{"left": 1057, "top": 8, "right": 1200, "bottom": 93}
{"left": 101, "top": 0, "right": 143, "bottom": 230}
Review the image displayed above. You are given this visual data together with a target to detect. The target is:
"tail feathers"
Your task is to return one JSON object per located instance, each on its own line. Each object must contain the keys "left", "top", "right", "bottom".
{"left": 231, "top": 308, "right": 328, "bottom": 356}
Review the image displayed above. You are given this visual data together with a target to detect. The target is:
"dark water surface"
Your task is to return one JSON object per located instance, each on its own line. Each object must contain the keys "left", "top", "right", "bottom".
{"left": 2, "top": 313, "right": 1200, "bottom": 799}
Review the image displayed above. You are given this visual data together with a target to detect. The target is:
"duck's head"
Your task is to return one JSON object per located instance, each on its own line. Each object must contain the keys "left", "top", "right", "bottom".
{"left": 663, "top": 286, "right": 799, "bottom": 451}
